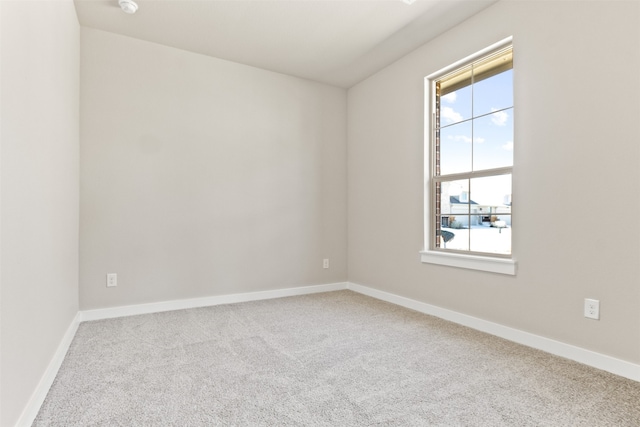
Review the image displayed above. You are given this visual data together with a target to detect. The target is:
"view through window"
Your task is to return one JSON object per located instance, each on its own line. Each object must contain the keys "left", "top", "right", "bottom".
{"left": 432, "top": 46, "right": 513, "bottom": 256}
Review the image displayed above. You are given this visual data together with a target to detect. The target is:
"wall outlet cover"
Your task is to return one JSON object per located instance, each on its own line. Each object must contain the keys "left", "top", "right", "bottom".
{"left": 107, "top": 273, "right": 118, "bottom": 288}
{"left": 584, "top": 298, "right": 599, "bottom": 320}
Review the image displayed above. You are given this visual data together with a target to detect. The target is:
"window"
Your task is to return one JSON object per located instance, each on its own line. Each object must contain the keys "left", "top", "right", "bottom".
{"left": 421, "top": 38, "right": 515, "bottom": 275}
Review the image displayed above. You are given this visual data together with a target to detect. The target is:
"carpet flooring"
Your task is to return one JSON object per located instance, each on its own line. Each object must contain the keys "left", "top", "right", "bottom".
{"left": 34, "top": 290, "right": 640, "bottom": 426}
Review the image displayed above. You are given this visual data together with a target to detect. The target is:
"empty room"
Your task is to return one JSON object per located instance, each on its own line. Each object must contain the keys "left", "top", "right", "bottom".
{"left": 2, "top": 0, "right": 640, "bottom": 425}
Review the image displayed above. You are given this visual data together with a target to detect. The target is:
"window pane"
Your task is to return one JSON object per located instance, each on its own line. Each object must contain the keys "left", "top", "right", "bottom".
{"left": 473, "top": 69, "right": 513, "bottom": 117}
{"left": 470, "top": 174, "right": 512, "bottom": 207}
{"left": 436, "top": 216, "right": 459, "bottom": 249}
{"left": 472, "top": 110, "right": 513, "bottom": 171}
{"left": 438, "top": 179, "right": 470, "bottom": 250}
{"left": 468, "top": 175, "right": 511, "bottom": 254}
{"left": 469, "top": 218, "right": 511, "bottom": 254}
{"left": 440, "top": 224, "right": 469, "bottom": 251}
{"left": 439, "top": 85, "right": 471, "bottom": 126}
{"left": 440, "top": 179, "right": 469, "bottom": 216}
{"left": 440, "top": 121, "right": 472, "bottom": 175}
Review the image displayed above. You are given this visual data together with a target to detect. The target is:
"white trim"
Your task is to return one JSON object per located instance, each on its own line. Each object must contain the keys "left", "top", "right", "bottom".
{"left": 420, "top": 250, "right": 516, "bottom": 275}
{"left": 80, "top": 282, "right": 348, "bottom": 322}
{"left": 347, "top": 282, "right": 640, "bottom": 382}
{"left": 15, "top": 312, "right": 81, "bottom": 427}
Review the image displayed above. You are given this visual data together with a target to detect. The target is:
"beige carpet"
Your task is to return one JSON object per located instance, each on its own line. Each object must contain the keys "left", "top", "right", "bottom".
{"left": 34, "top": 290, "right": 640, "bottom": 426}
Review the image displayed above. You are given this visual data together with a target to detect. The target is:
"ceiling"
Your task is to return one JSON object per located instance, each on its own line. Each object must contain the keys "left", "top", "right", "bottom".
{"left": 74, "top": 0, "right": 498, "bottom": 88}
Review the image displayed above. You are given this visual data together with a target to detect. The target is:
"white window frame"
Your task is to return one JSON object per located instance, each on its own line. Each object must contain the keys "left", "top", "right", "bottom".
{"left": 420, "top": 37, "right": 516, "bottom": 275}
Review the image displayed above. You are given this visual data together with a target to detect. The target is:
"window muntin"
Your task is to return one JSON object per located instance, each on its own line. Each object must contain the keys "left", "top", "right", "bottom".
{"left": 432, "top": 45, "right": 513, "bottom": 257}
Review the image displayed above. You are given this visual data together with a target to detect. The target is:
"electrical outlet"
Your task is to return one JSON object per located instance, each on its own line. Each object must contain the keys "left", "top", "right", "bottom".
{"left": 107, "top": 273, "right": 118, "bottom": 288}
{"left": 323, "top": 259, "right": 329, "bottom": 269}
{"left": 584, "top": 298, "right": 599, "bottom": 320}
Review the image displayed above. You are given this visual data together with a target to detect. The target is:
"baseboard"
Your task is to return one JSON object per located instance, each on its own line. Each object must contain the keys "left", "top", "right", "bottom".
{"left": 15, "top": 312, "right": 81, "bottom": 427}
{"left": 346, "top": 282, "right": 640, "bottom": 382}
{"left": 20, "top": 280, "right": 639, "bottom": 427}
{"left": 20, "top": 283, "right": 347, "bottom": 425}
{"left": 80, "top": 282, "right": 349, "bottom": 322}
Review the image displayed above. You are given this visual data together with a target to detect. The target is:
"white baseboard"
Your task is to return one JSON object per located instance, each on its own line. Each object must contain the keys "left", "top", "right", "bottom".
{"left": 21, "top": 280, "right": 639, "bottom": 426}
{"left": 16, "top": 312, "right": 81, "bottom": 427}
{"left": 20, "top": 283, "right": 348, "bottom": 425}
{"left": 80, "top": 282, "right": 348, "bottom": 322}
{"left": 346, "top": 282, "right": 640, "bottom": 382}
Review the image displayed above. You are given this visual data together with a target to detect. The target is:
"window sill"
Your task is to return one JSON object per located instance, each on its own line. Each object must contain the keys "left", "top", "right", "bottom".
{"left": 420, "top": 250, "right": 516, "bottom": 275}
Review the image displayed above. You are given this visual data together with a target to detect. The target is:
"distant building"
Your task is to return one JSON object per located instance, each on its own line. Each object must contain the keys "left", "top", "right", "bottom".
{"left": 441, "top": 190, "right": 511, "bottom": 228}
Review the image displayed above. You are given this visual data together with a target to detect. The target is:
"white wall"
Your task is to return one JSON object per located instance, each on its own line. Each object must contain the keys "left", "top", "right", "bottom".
{"left": 348, "top": 0, "right": 640, "bottom": 364}
{"left": 80, "top": 29, "right": 347, "bottom": 310}
{"left": 0, "top": 1, "right": 80, "bottom": 425}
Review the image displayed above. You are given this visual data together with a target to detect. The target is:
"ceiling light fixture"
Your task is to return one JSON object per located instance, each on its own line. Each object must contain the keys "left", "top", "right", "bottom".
{"left": 402, "top": 0, "right": 416, "bottom": 4}
{"left": 119, "top": 0, "right": 138, "bottom": 14}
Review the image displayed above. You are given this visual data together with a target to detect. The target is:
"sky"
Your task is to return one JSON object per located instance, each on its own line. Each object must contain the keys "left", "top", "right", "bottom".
{"left": 438, "top": 69, "right": 513, "bottom": 206}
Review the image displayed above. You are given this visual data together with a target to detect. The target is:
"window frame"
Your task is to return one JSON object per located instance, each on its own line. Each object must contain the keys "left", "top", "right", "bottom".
{"left": 420, "top": 37, "right": 516, "bottom": 275}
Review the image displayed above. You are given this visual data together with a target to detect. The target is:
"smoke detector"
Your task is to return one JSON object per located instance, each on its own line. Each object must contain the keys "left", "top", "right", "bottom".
{"left": 119, "top": 0, "right": 138, "bottom": 14}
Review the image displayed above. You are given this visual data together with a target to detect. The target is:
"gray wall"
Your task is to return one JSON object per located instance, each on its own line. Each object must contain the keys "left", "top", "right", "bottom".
{"left": 347, "top": 0, "right": 640, "bottom": 364}
{"left": 0, "top": 1, "right": 80, "bottom": 425}
{"left": 80, "top": 29, "right": 347, "bottom": 310}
